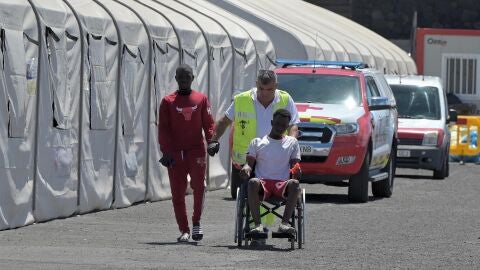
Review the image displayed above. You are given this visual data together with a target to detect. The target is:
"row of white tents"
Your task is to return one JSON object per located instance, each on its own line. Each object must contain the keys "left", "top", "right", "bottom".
{"left": 0, "top": 0, "right": 416, "bottom": 230}
{"left": 212, "top": 0, "right": 417, "bottom": 75}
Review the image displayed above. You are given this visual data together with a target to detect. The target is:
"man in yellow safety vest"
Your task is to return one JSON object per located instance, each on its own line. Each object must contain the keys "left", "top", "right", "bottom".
{"left": 209, "top": 69, "right": 299, "bottom": 199}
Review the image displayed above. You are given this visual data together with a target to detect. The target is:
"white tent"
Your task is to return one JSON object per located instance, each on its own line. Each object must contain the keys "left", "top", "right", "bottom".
{"left": 176, "top": 0, "right": 282, "bottom": 191}
{"left": 99, "top": 0, "right": 149, "bottom": 208}
{"left": 0, "top": 0, "right": 38, "bottom": 230}
{"left": 140, "top": 0, "right": 231, "bottom": 190}
{"left": 30, "top": 0, "right": 81, "bottom": 222}
{"left": 208, "top": 0, "right": 417, "bottom": 75}
{"left": 1, "top": 0, "right": 419, "bottom": 230}
{"left": 65, "top": 0, "right": 120, "bottom": 214}
{"left": 115, "top": 0, "right": 180, "bottom": 202}
{"left": 183, "top": 0, "right": 276, "bottom": 91}
{"left": 272, "top": 0, "right": 416, "bottom": 74}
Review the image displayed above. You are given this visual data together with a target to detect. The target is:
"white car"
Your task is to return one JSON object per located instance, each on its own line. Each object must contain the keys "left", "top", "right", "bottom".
{"left": 385, "top": 75, "right": 457, "bottom": 179}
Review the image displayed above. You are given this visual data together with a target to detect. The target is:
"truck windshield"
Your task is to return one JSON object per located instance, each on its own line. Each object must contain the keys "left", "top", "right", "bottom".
{"left": 390, "top": 85, "right": 441, "bottom": 120}
{"left": 277, "top": 74, "right": 361, "bottom": 105}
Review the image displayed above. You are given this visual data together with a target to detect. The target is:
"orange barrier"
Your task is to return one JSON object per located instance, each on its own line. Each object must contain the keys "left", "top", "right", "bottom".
{"left": 449, "top": 116, "right": 480, "bottom": 162}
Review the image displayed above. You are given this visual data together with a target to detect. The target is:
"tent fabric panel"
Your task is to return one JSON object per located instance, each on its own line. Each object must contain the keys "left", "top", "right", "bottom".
{"left": 181, "top": 0, "right": 258, "bottom": 96}
{"left": 0, "top": 168, "right": 35, "bottom": 230}
{"left": 87, "top": 34, "right": 118, "bottom": 130}
{"left": 3, "top": 29, "right": 33, "bottom": 138}
{"left": 141, "top": 0, "right": 209, "bottom": 93}
{"left": 67, "top": 0, "right": 118, "bottom": 214}
{"left": 30, "top": 0, "right": 81, "bottom": 222}
{"left": 163, "top": 0, "right": 233, "bottom": 190}
{"left": 0, "top": 0, "right": 38, "bottom": 230}
{"left": 193, "top": 0, "right": 277, "bottom": 73}
{"left": 207, "top": 0, "right": 305, "bottom": 60}
{"left": 278, "top": 0, "right": 417, "bottom": 74}
{"left": 147, "top": 37, "right": 179, "bottom": 201}
{"left": 137, "top": 0, "right": 207, "bottom": 201}
{"left": 207, "top": 44, "right": 231, "bottom": 190}
{"left": 102, "top": 0, "right": 149, "bottom": 208}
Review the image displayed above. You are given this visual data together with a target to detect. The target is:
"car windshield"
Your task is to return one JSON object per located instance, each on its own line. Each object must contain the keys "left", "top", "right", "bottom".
{"left": 277, "top": 74, "right": 361, "bottom": 105}
{"left": 390, "top": 85, "right": 441, "bottom": 120}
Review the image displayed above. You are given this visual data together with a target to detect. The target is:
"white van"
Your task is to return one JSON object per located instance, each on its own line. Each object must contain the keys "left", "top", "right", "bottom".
{"left": 385, "top": 75, "right": 457, "bottom": 179}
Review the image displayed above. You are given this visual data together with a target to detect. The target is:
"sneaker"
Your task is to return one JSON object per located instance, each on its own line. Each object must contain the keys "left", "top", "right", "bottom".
{"left": 192, "top": 224, "right": 203, "bottom": 241}
{"left": 250, "top": 224, "right": 264, "bottom": 234}
{"left": 177, "top": 232, "right": 190, "bottom": 243}
{"left": 278, "top": 222, "right": 296, "bottom": 234}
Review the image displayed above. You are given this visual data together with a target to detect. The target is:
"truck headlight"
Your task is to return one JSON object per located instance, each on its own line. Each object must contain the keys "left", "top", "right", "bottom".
{"left": 335, "top": 123, "right": 358, "bottom": 135}
{"left": 422, "top": 131, "right": 438, "bottom": 146}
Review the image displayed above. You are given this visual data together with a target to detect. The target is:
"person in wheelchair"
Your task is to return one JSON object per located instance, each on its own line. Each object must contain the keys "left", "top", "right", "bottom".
{"left": 239, "top": 108, "right": 301, "bottom": 235}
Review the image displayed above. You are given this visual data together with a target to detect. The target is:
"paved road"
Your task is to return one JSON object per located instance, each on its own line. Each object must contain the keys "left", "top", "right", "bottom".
{"left": 1, "top": 163, "right": 479, "bottom": 269}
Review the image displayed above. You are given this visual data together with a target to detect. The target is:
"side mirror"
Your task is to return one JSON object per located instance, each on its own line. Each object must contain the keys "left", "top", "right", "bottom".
{"left": 448, "top": 108, "right": 458, "bottom": 123}
{"left": 368, "top": 96, "right": 391, "bottom": 111}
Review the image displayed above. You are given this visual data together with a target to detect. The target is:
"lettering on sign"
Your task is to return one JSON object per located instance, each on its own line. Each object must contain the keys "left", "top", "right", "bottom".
{"left": 427, "top": 38, "right": 447, "bottom": 46}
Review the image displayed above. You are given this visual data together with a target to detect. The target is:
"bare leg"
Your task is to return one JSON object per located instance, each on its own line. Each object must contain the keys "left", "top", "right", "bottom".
{"left": 247, "top": 178, "right": 262, "bottom": 226}
{"left": 282, "top": 179, "right": 300, "bottom": 223}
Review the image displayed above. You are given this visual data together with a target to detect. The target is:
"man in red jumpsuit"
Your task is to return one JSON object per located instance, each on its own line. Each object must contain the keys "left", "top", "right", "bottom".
{"left": 158, "top": 64, "right": 219, "bottom": 242}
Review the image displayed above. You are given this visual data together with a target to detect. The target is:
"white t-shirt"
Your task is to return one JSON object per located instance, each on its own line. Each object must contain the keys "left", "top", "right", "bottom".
{"left": 247, "top": 135, "right": 301, "bottom": 181}
{"left": 225, "top": 89, "right": 300, "bottom": 138}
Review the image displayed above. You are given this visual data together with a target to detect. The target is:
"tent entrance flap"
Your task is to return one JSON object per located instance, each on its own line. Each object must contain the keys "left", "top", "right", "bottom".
{"left": 86, "top": 33, "right": 117, "bottom": 130}
{"left": 4, "top": 29, "right": 38, "bottom": 138}
{"left": 46, "top": 26, "right": 79, "bottom": 130}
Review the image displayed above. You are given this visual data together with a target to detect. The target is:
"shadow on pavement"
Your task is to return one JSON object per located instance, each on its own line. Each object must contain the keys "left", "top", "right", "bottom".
{"left": 211, "top": 244, "right": 297, "bottom": 252}
{"left": 145, "top": 241, "right": 199, "bottom": 246}
{"left": 305, "top": 193, "right": 381, "bottom": 204}
{"left": 395, "top": 173, "right": 434, "bottom": 180}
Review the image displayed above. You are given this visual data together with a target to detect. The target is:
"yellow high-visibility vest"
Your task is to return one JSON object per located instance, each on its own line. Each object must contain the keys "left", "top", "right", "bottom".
{"left": 232, "top": 89, "right": 290, "bottom": 164}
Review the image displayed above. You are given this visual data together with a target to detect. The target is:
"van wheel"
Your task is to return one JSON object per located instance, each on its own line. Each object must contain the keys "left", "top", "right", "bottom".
{"left": 372, "top": 142, "right": 396, "bottom": 197}
{"left": 433, "top": 150, "right": 448, "bottom": 179}
{"left": 446, "top": 148, "right": 450, "bottom": 177}
{"left": 348, "top": 151, "right": 370, "bottom": 203}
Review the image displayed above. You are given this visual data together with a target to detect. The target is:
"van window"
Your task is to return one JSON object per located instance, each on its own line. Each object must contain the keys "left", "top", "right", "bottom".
{"left": 390, "top": 85, "right": 441, "bottom": 120}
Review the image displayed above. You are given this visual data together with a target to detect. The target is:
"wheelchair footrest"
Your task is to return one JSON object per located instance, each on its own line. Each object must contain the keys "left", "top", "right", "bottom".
{"left": 271, "top": 231, "right": 295, "bottom": 239}
{"left": 245, "top": 232, "right": 268, "bottom": 239}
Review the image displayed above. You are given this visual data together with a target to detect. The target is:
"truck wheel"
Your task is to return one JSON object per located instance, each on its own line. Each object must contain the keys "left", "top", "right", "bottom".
{"left": 348, "top": 151, "right": 370, "bottom": 203}
{"left": 372, "top": 143, "right": 396, "bottom": 197}
{"left": 433, "top": 150, "right": 448, "bottom": 179}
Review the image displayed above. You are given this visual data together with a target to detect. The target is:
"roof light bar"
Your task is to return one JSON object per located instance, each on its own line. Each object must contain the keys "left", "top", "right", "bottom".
{"left": 276, "top": 58, "right": 366, "bottom": 69}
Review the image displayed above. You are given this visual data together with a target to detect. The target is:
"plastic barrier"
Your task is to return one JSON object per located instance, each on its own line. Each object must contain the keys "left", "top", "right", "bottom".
{"left": 449, "top": 116, "right": 480, "bottom": 163}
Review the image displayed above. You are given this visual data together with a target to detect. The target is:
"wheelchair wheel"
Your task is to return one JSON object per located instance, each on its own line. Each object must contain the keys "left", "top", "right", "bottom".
{"left": 297, "top": 188, "right": 306, "bottom": 249}
{"left": 235, "top": 187, "right": 246, "bottom": 247}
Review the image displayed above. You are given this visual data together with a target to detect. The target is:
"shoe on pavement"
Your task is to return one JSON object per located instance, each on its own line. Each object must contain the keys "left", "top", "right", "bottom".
{"left": 278, "top": 222, "right": 296, "bottom": 234}
{"left": 250, "top": 224, "right": 264, "bottom": 234}
{"left": 177, "top": 232, "right": 190, "bottom": 243}
{"left": 192, "top": 224, "right": 203, "bottom": 241}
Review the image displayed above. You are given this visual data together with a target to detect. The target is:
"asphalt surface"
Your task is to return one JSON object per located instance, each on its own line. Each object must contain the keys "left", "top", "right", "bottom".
{"left": 1, "top": 163, "right": 479, "bottom": 270}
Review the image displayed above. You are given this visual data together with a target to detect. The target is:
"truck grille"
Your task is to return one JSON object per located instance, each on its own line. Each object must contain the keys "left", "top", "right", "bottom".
{"left": 398, "top": 138, "right": 423, "bottom": 145}
{"left": 298, "top": 126, "right": 333, "bottom": 143}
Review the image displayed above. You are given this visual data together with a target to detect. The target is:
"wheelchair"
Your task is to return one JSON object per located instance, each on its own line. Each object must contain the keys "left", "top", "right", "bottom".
{"left": 234, "top": 180, "right": 306, "bottom": 249}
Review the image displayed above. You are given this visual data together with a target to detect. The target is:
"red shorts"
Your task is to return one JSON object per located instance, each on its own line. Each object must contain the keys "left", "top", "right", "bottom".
{"left": 260, "top": 179, "right": 288, "bottom": 201}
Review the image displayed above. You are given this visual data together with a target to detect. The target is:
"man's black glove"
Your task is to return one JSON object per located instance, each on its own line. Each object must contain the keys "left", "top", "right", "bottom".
{"left": 207, "top": 141, "right": 220, "bottom": 157}
{"left": 159, "top": 155, "right": 174, "bottom": 167}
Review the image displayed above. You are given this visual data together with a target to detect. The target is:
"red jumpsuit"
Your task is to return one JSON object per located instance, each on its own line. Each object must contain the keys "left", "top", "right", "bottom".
{"left": 158, "top": 90, "right": 214, "bottom": 234}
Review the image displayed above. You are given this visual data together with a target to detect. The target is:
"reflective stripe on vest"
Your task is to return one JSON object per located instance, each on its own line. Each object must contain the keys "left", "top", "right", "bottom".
{"left": 232, "top": 89, "right": 290, "bottom": 164}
